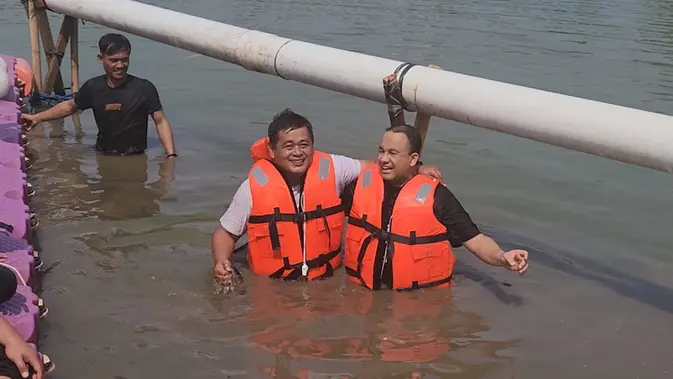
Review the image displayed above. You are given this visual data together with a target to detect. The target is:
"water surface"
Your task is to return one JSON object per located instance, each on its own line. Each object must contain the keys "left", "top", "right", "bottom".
{"left": 2, "top": 0, "right": 673, "bottom": 377}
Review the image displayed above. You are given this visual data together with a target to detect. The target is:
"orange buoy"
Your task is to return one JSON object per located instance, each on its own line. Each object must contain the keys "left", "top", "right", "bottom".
{"left": 14, "top": 57, "right": 34, "bottom": 97}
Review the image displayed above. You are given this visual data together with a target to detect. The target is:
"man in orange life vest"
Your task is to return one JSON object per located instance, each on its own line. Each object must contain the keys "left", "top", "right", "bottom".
{"left": 211, "top": 109, "right": 442, "bottom": 282}
{"left": 343, "top": 124, "right": 530, "bottom": 291}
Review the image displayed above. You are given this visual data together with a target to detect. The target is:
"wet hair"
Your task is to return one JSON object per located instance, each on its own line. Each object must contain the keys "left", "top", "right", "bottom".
{"left": 268, "top": 108, "right": 315, "bottom": 147}
{"left": 99, "top": 33, "right": 132, "bottom": 55}
{"left": 385, "top": 124, "right": 422, "bottom": 154}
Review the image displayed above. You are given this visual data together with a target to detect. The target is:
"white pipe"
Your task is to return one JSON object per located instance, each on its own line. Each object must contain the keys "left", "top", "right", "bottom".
{"left": 44, "top": 0, "right": 673, "bottom": 174}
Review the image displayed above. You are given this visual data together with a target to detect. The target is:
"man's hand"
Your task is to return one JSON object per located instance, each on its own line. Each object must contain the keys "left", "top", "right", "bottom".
{"left": 4, "top": 336, "right": 43, "bottom": 379}
{"left": 502, "top": 250, "right": 529, "bottom": 276}
{"left": 213, "top": 260, "right": 233, "bottom": 282}
{"left": 21, "top": 114, "right": 41, "bottom": 132}
{"left": 418, "top": 165, "right": 443, "bottom": 182}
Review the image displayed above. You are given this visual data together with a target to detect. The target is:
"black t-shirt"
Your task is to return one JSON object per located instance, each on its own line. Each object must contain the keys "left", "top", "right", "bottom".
{"left": 341, "top": 179, "right": 481, "bottom": 289}
{"left": 74, "top": 75, "right": 162, "bottom": 155}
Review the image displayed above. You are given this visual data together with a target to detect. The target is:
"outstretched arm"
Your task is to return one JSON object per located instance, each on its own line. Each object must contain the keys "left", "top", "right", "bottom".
{"left": 21, "top": 99, "right": 78, "bottom": 130}
{"left": 434, "top": 185, "right": 529, "bottom": 276}
{"left": 463, "top": 234, "right": 529, "bottom": 275}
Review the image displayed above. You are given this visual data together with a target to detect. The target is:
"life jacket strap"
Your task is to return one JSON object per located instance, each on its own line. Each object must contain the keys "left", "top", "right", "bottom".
{"left": 346, "top": 215, "right": 451, "bottom": 290}
{"left": 395, "top": 275, "right": 452, "bottom": 292}
{"left": 347, "top": 216, "right": 449, "bottom": 245}
{"left": 268, "top": 247, "right": 340, "bottom": 281}
{"left": 249, "top": 204, "right": 344, "bottom": 251}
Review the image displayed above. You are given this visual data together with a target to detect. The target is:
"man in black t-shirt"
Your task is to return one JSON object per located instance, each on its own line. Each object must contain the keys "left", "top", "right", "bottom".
{"left": 22, "top": 33, "right": 176, "bottom": 157}
{"left": 342, "top": 124, "right": 530, "bottom": 290}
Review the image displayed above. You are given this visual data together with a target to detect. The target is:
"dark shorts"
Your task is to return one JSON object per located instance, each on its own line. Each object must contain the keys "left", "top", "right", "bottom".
{"left": 0, "top": 346, "right": 34, "bottom": 379}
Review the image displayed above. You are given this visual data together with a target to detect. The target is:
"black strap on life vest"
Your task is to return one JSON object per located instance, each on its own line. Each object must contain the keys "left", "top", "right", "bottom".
{"left": 248, "top": 204, "right": 343, "bottom": 252}
{"left": 345, "top": 214, "right": 451, "bottom": 291}
{"left": 268, "top": 247, "right": 340, "bottom": 281}
{"left": 395, "top": 275, "right": 453, "bottom": 292}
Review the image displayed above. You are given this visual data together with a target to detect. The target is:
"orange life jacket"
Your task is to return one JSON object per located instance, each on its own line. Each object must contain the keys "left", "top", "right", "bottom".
{"left": 344, "top": 167, "right": 455, "bottom": 291}
{"left": 247, "top": 142, "right": 344, "bottom": 280}
{"left": 250, "top": 137, "right": 272, "bottom": 162}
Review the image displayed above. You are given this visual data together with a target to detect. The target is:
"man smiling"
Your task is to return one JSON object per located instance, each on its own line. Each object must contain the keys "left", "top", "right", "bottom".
{"left": 22, "top": 33, "right": 177, "bottom": 157}
{"left": 211, "top": 109, "right": 443, "bottom": 282}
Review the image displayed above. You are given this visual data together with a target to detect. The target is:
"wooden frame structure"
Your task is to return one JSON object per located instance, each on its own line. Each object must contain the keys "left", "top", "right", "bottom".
{"left": 25, "top": 0, "right": 80, "bottom": 95}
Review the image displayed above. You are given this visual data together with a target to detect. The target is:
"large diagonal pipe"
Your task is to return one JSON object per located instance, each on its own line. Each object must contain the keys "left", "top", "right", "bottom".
{"left": 43, "top": 0, "right": 673, "bottom": 174}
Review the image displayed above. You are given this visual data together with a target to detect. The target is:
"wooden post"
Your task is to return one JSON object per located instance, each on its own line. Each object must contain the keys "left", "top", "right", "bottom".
{"left": 70, "top": 18, "right": 82, "bottom": 131}
{"left": 35, "top": 9, "right": 66, "bottom": 94}
{"left": 27, "top": 0, "right": 42, "bottom": 92}
{"left": 413, "top": 64, "right": 442, "bottom": 151}
{"left": 42, "top": 16, "right": 75, "bottom": 94}
{"left": 70, "top": 19, "right": 79, "bottom": 92}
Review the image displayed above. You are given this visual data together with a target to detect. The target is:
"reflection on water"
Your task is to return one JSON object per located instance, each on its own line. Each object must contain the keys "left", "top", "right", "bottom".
{"left": 29, "top": 119, "right": 174, "bottom": 222}
{"left": 89, "top": 154, "right": 174, "bottom": 221}
{"left": 7, "top": 0, "right": 673, "bottom": 377}
{"left": 209, "top": 272, "right": 515, "bottom": 378}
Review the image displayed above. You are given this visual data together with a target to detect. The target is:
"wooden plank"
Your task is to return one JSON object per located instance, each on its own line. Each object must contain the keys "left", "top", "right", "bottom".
{"left": 413, "top": 64, "right": 442, "bottom": 151}
{"left": 42, "top": 16, "right": 75, "bottom": 94}
{"left": 28, "top": 0, "right": 42, "bottom": 92}
{"left": 35, "top": 9, "right": 66, "bottom": 94}
{"left": 70, "top": 19, "right": 79, "bottom": 92}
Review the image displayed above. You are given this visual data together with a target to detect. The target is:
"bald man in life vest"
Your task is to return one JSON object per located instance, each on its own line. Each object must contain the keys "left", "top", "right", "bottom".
{"left": 211, "top": 109, "right": 442, "bottom": 282}
{"left": 343, "top": 124, "right": 530, "bottom": 291}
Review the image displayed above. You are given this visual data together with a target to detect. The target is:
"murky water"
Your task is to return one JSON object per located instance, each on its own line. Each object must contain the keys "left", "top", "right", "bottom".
{"left": 2, "top": 0, "right": 673, "bottom": 377}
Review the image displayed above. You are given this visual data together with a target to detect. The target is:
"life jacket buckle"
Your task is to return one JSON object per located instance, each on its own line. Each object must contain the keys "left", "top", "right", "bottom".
{"left": 295, "top": 212, "right": 307, "bottom": 223}
{"left": 374, "top": 230, "right": 390, "bottom": 241}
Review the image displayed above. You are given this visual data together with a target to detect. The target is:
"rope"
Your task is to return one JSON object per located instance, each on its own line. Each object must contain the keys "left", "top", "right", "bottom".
{"left": 22, "top": 90, "right": 74, "bottom": 112}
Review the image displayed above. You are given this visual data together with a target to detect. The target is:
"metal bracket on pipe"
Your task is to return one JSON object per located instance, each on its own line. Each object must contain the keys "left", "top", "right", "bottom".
{"left": 383, "top": 62, "right": 417, "bottom": 127}
{"left": 383, "top": 63, "right": 441, "bottom": 151}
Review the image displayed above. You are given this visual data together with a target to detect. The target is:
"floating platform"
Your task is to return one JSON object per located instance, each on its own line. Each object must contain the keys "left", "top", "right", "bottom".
{"left": 0, "top": 53, "right": 52, "bottom": 373}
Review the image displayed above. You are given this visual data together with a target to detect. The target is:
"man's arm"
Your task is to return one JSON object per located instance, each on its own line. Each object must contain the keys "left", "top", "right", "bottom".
{"left": 21, "top": 99, "right": 78, "bottom": 130}
{"left": 434, "top": 185, "right": 529, "bottom": 275}
{"left": 145, "top": 81, "right": 176, "bottom": 156}
{"left": 0, "top": 317, "right": 43, "bottom": 379}
{"left": 22, "top": 79, "right": 92, "bottom": 130}
{"left": 332, "top": 155, "right": 443, "bottom": 195}
{"left": 212, "top": 225, "right": 240, "bottom": 266}
{"left": 358, "top": 159, "right": 376, "bottom": 170}
{"left": 211, "top": 180, "right": 251, "bottom": 279}
{"left": 151, "top": 110, "right": 176, "bottom": 156}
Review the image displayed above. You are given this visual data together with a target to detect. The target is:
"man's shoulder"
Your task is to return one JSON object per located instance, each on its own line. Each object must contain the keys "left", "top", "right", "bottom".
{"left": 126, "top": 75, "right": 156, "bottom": 89}
{"left": 233, "top": 178, "right": 252, "bottom": 198}
{"left": 433, "top": 182, "right": 451, "bottom": 197}
{"left": 82, "top": 75, "right": 107, "bottom": 88}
